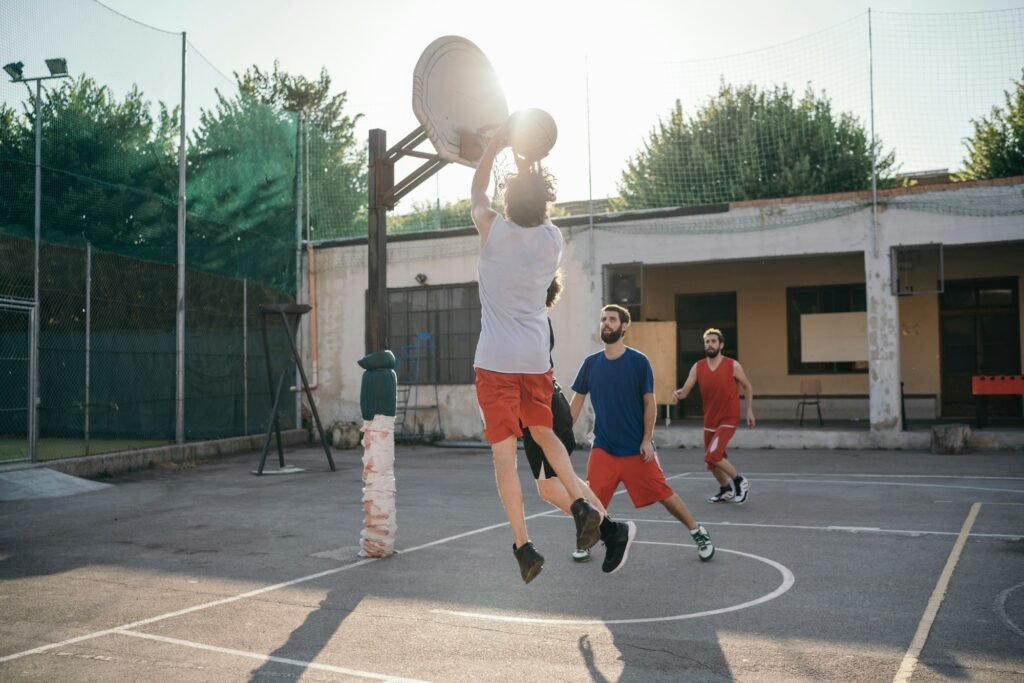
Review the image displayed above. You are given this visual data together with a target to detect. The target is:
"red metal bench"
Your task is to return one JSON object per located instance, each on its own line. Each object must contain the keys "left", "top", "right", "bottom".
{"left": 972, "top": 375, "right": 1024, "bottom": 428}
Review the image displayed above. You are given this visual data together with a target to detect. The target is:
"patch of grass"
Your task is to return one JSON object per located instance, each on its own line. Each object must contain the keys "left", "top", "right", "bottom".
{"left": 0, "top": 438, "right": 174, "bottom": 462}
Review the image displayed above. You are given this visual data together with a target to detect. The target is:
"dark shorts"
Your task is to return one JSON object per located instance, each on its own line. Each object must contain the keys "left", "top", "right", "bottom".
{"left": 521, "top": 378, "right": 576, "bottom": 480}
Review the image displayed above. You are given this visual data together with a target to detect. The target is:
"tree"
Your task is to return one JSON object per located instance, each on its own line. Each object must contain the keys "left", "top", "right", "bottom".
{"left": 958, "top": 70, "right": 1024, "bottom": 180}
{"left": 390, "top": 199, "right": 473, "bottom": 233}
{"left": 186, "top": 91, "right": 299, "bottom": 287}
{"left": 236, "top": 61, "right": 366, "bottom": 240}
{"left": 0, "top": 77, "right": 178, "bottom": 255}
{"left": 616, "top": 82, "right": 897, "bottom": 209}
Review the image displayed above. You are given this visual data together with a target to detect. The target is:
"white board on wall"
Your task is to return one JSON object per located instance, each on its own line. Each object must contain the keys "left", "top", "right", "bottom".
{"left": 801, "top": 312, "right": 868, "bottom": 362}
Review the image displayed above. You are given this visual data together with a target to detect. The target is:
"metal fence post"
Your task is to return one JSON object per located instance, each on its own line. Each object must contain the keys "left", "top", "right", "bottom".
{"left": 175, "top": 32, "right": 187, "bottom": 444}
{"left": 85, "top": 243, "right": 91, "bottom": 455}
{"left": 243, "top": 277, "right": 248, "bottom": 436}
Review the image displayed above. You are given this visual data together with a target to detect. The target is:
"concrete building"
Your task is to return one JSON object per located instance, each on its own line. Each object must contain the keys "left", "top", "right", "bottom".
{"left": 311, "top": 178, "right": 1024, "bottom": 443}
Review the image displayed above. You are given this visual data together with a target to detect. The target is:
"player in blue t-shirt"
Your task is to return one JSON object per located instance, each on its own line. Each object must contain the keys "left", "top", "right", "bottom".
{"left": 571, "top": 304, "right": 715, "bottom": 562}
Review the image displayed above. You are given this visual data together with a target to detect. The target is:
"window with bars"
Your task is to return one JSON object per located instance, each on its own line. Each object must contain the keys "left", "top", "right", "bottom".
{"left": 387, "top": 283, "right": 480, "bottom": 384}
{"left": 787, "top": 283, "right": 867, "bottom": 374}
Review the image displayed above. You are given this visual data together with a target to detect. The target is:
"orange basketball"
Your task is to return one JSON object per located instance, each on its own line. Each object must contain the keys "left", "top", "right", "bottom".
{"left": 508, "top": 108, "right": 557, "bottom": 161}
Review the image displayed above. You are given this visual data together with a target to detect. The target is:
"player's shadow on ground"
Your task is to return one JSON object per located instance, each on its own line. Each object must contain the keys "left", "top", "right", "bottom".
{"left": 248, "top": 585, "right": 358, "bottom": 681}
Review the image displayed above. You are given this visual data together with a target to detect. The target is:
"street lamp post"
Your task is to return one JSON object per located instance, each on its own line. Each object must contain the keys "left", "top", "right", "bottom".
{"left": 4, "top": 58, "right": 71, "bottom": 462}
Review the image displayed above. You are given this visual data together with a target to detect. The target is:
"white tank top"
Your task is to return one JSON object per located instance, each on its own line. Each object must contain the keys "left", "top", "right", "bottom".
{"left": 474, "top": 215, "right": 563, "bottom": 373}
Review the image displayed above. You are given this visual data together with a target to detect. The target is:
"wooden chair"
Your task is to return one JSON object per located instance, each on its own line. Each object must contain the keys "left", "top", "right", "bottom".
{"left": 797, "top": 379, "right": 823, "bottom": 427}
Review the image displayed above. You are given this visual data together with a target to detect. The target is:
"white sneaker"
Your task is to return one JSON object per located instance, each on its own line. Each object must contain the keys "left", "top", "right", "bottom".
{"left": 572, "top": 547, "right": 591, "bottom": 562}
{"left": 690, "top": 525, "right": 715, "bottom": 561}
{"left": 734, "top": 478, "right": 749, "bottom": 504}
{"left": 707, "top": 487, "right": 735, "bottom": 503}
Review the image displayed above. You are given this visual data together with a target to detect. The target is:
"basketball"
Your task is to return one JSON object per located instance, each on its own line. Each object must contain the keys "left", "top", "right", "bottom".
{"left": 508, "top": 108, "right": 557, "bottom": 161}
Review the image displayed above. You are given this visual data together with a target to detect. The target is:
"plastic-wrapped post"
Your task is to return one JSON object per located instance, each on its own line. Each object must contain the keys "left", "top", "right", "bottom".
{"left": 356, "top": 351, "right": 398, "bottom": 557}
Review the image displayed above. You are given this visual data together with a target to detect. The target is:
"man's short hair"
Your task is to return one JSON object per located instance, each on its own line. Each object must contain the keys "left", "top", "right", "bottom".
{"left": 602, "top": 303, "right": 631, "bottom": 325}
{"left": 703, "top": 327, "right": 724, "bottom": 343}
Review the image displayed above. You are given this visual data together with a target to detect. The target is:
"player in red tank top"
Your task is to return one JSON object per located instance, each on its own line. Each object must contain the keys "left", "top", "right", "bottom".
{"left": 671, "top": 328, "right": 756, "bottom": 504}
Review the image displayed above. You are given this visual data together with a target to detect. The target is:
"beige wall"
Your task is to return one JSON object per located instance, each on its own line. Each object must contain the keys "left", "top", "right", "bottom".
{"left": 642, "top": 254, "right": 868, "bottom": 397}
{"left": 636, "top": 244, "right": 1024, "bottom": 400}
{"left": 310, "top": 186, "right": 1024, "bottom": 437}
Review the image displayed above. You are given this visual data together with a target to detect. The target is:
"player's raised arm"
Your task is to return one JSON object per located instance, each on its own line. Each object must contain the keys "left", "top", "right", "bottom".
{"left": 470, "top": 123, "right": 508, "bottom": 243}
{"left": 671, "top": 363, "right": 698, "bottom": 404}
{"left": 734, "top": 361, "right": 756, "bottom": 428}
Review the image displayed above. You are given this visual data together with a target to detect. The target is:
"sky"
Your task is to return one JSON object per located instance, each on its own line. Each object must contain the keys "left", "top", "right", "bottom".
{"left": 7, "top": 0, "right": 1024, "bottom": 210}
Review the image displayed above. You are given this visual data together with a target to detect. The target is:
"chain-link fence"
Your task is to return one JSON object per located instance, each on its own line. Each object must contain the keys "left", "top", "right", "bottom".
{"left": 0, "top": 1, "right": 302, "bottom": 461}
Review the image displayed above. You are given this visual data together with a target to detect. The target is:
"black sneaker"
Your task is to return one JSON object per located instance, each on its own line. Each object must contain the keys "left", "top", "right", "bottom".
{"left": 570, "top": 498, "right": 602, "bottom": 550}
{"left": 601, "top": 521, "right": 637, "bottom": 574}
{"left": 707, "top": 486, "right": 735, "bottom": 503}
{"left": 512, "top": 542, "right": 544, "bottom": 584}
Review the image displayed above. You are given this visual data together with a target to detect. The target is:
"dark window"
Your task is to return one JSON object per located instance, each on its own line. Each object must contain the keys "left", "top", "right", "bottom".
{"left": 387, "top": 283, "right": 479, "bottom": 384}
{"left": 674, "top": 292, "right": 738, "bottom": 418}
{"left": 787, "top": 283, "right": 867, "bottom": 374}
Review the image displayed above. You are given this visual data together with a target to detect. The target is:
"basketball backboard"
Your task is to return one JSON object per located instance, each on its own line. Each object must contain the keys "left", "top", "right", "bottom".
{"left": 891, "top": 243, "right": 944, "bottom": 296}
{"left": 412, "top": 36, "right": 508, "bottom": 167}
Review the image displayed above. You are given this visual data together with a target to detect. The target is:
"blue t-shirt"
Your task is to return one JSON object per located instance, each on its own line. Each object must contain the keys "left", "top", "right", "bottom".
{"left": 571, "top": 347, "right": 654, "bottom": 456}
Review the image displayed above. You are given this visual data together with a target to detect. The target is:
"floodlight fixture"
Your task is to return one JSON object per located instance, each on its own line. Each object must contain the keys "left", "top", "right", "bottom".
{"left": 3, "top": 61, "right": 24, "bottom": 81}
{"left": 45, "top": 58, "right": 68, "bottom": 76}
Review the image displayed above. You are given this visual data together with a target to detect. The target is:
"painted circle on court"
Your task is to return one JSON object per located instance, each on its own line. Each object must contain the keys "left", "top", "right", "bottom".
{"left": 433, "top": 541, "right": 795, "bottom": 625}
{"left": 996, "top": 582, "right": 1024, "bottom": 639}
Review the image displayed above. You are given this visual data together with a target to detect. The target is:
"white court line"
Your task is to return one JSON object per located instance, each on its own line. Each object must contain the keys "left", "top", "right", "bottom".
{"left": 1, "top": 472, "right": 1012, "bottom": 667}
{"left": 582, "top": 517, "right": 1020, "bottom": 540}
{"left": 114, "top": 630, "right": 429, "bottom": 683}
{"left": 693, "top": 473, "right": 1024, "bottom": 481}
{"left": 893, "top": 502, "right": 981, "bottom": 683}
{"left": 434, "top": 542, "right": 795, "bottom": 625}
{"left": 995, "top": 583, "right": 1024, "bottom": 640}
{"left": 683, "top": 477, "right": 1024, "bottom": 495}
{"left": 0, "top": 510, "right": 557, "bottom": 665}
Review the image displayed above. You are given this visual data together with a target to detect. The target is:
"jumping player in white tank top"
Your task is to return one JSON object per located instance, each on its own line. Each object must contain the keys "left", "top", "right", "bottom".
{"left": 471, "top": 121, "right": 636, "bottom": 583}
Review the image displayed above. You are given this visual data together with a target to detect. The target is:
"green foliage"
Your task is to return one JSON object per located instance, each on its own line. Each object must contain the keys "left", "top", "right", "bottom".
{"left": 234, "top": 61, "right": 367, "bottom": 240}
{"left": 185, "top": 61, "right": 367, "bottom": 286}
{"left": 0, "top": 77, "right": 179, "bottom": 256}
{"left": 616, "top": 82, "right": 897, "bottom": 209}
{"left": 390, "top": 198, "right": 473, "bottom": 233}
{"left": 0, "top": 63, "right": 366, "bottom": 291}
{"left": 958, "top": 70, "right": 1024, "bottom": 180}
{"left": 186, "top": 92, "right": 298, "bottom": 288}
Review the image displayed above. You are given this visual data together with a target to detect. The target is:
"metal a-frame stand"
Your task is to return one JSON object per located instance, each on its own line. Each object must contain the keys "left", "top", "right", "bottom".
{"left": 256, "top": 302, "right": 335, "bottom": 474}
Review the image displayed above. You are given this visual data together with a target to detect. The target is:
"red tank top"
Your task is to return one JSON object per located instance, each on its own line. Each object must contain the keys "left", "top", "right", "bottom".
{"left": 696, "top": 357, "right": 739, "bottom": 426}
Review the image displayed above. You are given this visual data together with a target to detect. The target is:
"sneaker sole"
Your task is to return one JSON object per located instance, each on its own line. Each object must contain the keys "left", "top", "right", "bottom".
{"left": 576, "top": 509, "right": 602, "bottom": 550}
{"left": 572, "top": 553, "right": 591, "bottom": 563}
{"left": 605, "top": 521, "right": 637, "bottom": 574}
{"left": 698, "top": 547, "right": 715, "bottom": 562}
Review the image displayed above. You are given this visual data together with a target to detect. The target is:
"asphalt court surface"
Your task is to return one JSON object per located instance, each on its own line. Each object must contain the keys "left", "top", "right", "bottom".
{"left": 1, "top": 444, "right": 1022, "bottom": 681}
